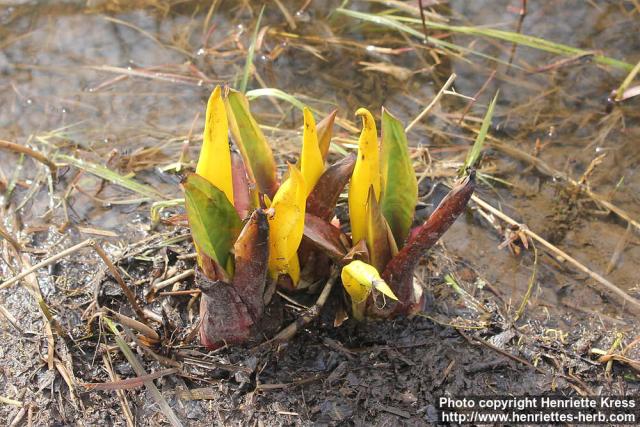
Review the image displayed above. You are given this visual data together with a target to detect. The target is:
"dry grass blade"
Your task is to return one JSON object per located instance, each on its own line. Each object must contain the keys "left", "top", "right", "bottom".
{"left": 614, "top": 59, "right": 640, "bottom": 102}
{"left": 239, "top": 5, "right": 265, "bottom": 93}
{"left": 472, "top": 195, "right": 640, "bottom": 314}
{"left": 91, "top": 241, "right": 148, "bottom": 325}
{"left": 81, "top": 368, "right": 179, "bottom": 391}
{"left": 405, "top": 73, "right": 456, "bottom": 132}
{"left": 514, "top": 244, "right": 537, "bottom": 321}
{"left": 0, "top": 396, "right": 23, "bottom": 407}
{"left": 0, "top": 139, "right": 57, "bottom": 177}
{"left": 389, "top": 14, "right": 633, "bottom": 71}
{"left": 0, "top": 223, "right": 21, "bottom": 252}
{"left": 104, "top": 318, "right": 184, "bottom": 427}
{"left": 102, "top": 353, "right": 135, "bottom": 427}
{"left": 1, "top": 239, "right": 93, "bottom": 290}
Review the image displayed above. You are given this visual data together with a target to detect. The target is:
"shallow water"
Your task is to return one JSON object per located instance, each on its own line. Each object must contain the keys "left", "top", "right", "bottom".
{"left": 1, "top": 0, "right": 639, "bottom": 313}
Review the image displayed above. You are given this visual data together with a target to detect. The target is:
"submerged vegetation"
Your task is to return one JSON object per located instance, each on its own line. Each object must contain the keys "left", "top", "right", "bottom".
{"left": 1, "top": 0, "right": 640, "bottom": 425}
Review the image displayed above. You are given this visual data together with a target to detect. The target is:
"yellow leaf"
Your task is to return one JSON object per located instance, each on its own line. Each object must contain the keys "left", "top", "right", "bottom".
{"left": 268, "top": 165, "right": 306, "bottom": 284}
{"left": 341, "top": 260, "right": 397, "bottom": 320}
{"left": 301, "top": 107, "right": 324, "bottom": 196}
{"left": 348, "top": 108, "right": 380, "bottom": 244}
{"left": 196, "top": 86, "right": 234, "bottom": 205}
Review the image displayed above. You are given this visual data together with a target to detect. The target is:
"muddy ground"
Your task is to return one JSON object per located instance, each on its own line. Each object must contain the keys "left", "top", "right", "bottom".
{"left": 1, "top": 1, "right": 640, "bottom": 425}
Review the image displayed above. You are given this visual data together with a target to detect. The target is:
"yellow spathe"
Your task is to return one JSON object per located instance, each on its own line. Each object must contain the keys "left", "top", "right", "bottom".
{"left": 348, "top": 108, "right": 380, "bottom": 244}
{"left": 196, "top": 86, "right": 234, "bottom": 205}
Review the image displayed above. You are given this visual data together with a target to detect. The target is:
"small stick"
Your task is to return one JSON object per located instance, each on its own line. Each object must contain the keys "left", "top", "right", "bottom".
{"left": 0, "top": 239, "right": 94, "bottom": 290}
{"left": 159, "top": 289, "right": 200, "bottom": 297}
{"left": 0, "top": 239, "right": 149, "bottom": 324}
{"left": 405, "top": 73, "right": 456, "bottom": 133}
{"left": 259, "top": 268, "right": 339, "bottom": 348}
{"left": 458, "top": 70, "right": 496, "bottom": 124}
{"left": 81, "top": 368, "right": 179, "bottom": 391}
{"left": 472, "top": 194, "right": 640, "bottom": 314}
{"left": 152, "top": 269, "right": 195, "bottom": 291}
{"left": 0, "top": 396, "right": 23, "bottom": 407}
{"left": 91, "top": 241, "right": 148, "bottom": 324}
{"left": 0, "top": 224, "right": 21, "bottom": 252}
{"left": 0, "top": 139, "right": 57, "bottom": 177}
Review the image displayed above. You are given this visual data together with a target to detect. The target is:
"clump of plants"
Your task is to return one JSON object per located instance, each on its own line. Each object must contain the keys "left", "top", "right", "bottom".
{"left": 184, "top": 86, "right": 475, "bottom": 349}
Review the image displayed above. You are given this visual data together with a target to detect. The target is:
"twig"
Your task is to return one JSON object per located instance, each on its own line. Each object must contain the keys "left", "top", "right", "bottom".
{"left": 458, "top": 70, "right": 496, "bottom": 124}
{"left": 472, "top": 194, "right": 640, "bottom": 314}
{"left": 0, "top": 223, "right": 21, "bottom": 253}
{"left": 152, "top": 269, "right": 195, "bottom": 292}
{"left": 405, "top": 73, "right": 456, "bottom": 132}
{"left": 0, "top": 239, "right": 150, "bottom": 324}
{"left": 0, "top": 139, "right": 57, "bottom": 177}
{"left": 486, "top": 138, "right": 640, "bottom": 232}
{"left": 0, "top": 239, "right": 94, "bottom": 290}
{"left": 0, "top": 396, "right": 23, "bottom": 407}
{"left": 258, "top": 268, "right": 339, "bottom": 348}
{"left": 81, "top": 368, "right": 179, "bottom": 391}
{"left": 104, "top": 318, "right": 183, "bottom": 427}
{"left": 457, "top": 328, "right": 592, "bottom": 394}
{"left": 514, "top": 243, "right": 537, "bottom": 321}
{"left": 273, "top": 0, "right": 297, "bottom": 29}
{"left": 90, "top": 241, "right": 148, "bottom": 325}
{"left": 102, "top": 353, "right": 135, "bottom": 427}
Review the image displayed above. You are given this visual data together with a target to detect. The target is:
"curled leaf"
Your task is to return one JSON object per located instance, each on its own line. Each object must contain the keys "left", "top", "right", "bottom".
{"left": 199, "top": 209, "right": 273, "bottom": 349}
{"left": 316, "top": 109, "right": 338, "bottom": 161}
{"left": 184, "top": 173, "right": 242, "bottom": 275}
{"left": 225, "top": 89, "right": 279, "bottom": 198}
{"left": 381, "top": 172, "right": 476, "bottom": 316}
{"left": 301, "top": 107, "right": 324, "bottom": 196}
{"left": 231, "top": 209, "right": 270, "bottom": 318}
{"left": 380, "top": 108, "right": 418, "bottom": 247}
{"left": 231, "top": 151, "right": 253, "bottom": 218}
{"left": 348, "top": 108, "right": 381, "bottom": 244}
{"left": 365, "top": 186, "right": 396, "bottom": 272}
{"left": 341, "top": 260, "right": 397, "bottom": 320}
{"left": 267, "top": 164, "right": 306, "bottom": 284}
{"left": 307, "top": 153, "right": 356, "bottom": 222}
{"left": 196, "top": 86, "right": 234, "bottom": 205}
{"left": 303, "top": 213, "right": 350, "bottom": 261}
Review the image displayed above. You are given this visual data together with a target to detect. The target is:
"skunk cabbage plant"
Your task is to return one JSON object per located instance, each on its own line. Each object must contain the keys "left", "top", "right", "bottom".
{"left": 185, "top": 86, "right": 475, "bottom": 349}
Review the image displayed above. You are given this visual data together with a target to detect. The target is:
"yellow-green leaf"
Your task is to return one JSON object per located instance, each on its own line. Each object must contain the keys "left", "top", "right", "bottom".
{"left": 348, "top": 108, "right": 381, "bottom": 244}
{"left": 316, "top": 109, "right": 337, "bottom": 161}
{"left": 301, "top": 107, "right": 324, "bottom": 197}
{"left": 366, "top": 186, "right": 396, "bottom": 272}
{"left": 267, "top": 164, "right": 306, "bottom": 284}
{"left": 196, "top": 86, "right": 234, "bottom": 205}
{"left": 184, "top": 173, "right": 242, "bottom": 272}
{"left": 225, "top": 89, "right": 278, "bottom": 198}
{"left": 341, "top": 260, "right": 397, "bottom": 320}
{"left": 380, "top": 108, "right": 418, "bottom": 246}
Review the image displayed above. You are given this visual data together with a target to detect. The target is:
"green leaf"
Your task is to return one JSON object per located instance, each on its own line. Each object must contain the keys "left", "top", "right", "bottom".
{"left": 225, "top": 89, "right": 279, "bottom": 198}
{"left": 184, "top": 174, "right": 242, "bottom": 270}
{"left": 336, "top": 8, "right": 633, "bottom": 72}
{"left": 463, "top": 91, "right": 499, "bottom": 172}
{"left": 380, "top": 108, "right": 418, "bottom": 247}
{"left": 246, "top": 88, "right": 305, "bottom": 110}
{"left": 56, "top": 154, "right": 166, "bottom": 200}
